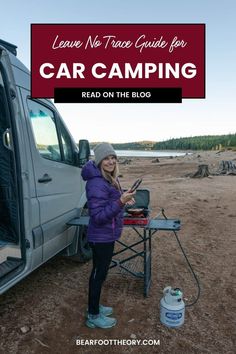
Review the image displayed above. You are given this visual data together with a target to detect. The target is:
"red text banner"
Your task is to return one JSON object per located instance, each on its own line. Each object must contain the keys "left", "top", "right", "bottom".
{"left": 31, "top": 24, "right": 205, "bottom": 102}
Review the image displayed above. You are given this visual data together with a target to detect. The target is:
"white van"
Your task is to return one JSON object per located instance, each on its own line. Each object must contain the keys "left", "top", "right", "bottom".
{"left": 0, "top": 39, "right": 91, "bottom": 294}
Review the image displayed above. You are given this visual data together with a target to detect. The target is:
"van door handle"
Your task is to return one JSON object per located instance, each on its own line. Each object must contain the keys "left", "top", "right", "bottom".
{"left": 3, "top": 128, "right": 13, "bottom": 150}
{"left": 38, "top": 174, "right": 52, "bottom": 183}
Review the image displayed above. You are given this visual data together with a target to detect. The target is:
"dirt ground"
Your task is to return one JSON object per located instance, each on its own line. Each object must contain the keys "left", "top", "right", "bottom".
{"left": 0, "top": 151, "right": 236, "bottom": 354}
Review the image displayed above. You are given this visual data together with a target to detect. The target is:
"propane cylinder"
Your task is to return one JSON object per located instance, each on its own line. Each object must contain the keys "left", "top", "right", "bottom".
{"left": 160, "top": 286, "right": 185, "bottom": 328}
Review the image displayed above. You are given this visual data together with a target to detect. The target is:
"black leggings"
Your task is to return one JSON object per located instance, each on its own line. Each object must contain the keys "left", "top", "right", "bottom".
{"left": 88, "top": 241, "right": 115, "bottom": 315}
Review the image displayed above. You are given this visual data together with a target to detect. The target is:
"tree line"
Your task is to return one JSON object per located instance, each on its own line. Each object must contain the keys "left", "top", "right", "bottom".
{"left": 153, "top": 134, "right": 236, "bottom": 151}
{"left": 90, "top": 133, "right": 236, "bottom": 151}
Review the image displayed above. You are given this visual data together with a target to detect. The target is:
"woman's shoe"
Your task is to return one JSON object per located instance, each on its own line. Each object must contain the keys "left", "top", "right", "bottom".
{"left": 86, "top": 313, "right": 117, "bottom": 329}
{"left": 86, "top": 305, "right": 113, "bottom": 318}
{"left": 99, "top": 304, "right": 113, "bottom": 316}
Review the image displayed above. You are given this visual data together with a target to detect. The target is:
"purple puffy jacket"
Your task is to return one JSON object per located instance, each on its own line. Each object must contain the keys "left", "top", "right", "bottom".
{"left": 81, "top": 160, "right": 124, "bottom": 243}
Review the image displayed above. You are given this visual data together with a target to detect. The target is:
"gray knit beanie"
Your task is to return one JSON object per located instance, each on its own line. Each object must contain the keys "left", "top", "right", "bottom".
{"left": 94, "top": 142, "right": 117, "bottom": 166}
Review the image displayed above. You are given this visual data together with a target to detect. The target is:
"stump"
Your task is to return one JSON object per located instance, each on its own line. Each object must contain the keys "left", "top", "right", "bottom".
{"left": 217, "top": 160, "right": 236, "bottom": 175}
{"left": 119, "top": 159, "right": 132, "bottom": 165}
{"left": 191, "top": 164, "right": 210, "bottom": 178}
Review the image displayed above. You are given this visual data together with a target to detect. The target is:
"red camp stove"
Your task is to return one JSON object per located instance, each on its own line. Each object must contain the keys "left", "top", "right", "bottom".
{"left": 123, "top": 189, "right": 150, "bottom": 226}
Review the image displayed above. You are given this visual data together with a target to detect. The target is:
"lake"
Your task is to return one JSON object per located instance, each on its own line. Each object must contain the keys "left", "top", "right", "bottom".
{"left": 91, "top": 149, "right": 188, "bottom": 158}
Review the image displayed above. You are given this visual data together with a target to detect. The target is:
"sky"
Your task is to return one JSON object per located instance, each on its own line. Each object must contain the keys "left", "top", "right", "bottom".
{"left": 1, "top": 0, "right": 236, "bottom": 143}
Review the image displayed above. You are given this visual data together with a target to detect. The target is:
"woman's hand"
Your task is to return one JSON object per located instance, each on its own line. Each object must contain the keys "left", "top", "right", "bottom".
{"left": 120, "top": 190, "right": 136, "bottom": 205}
{"left": 126, "top": 198, "right": 135, "bottom": 206}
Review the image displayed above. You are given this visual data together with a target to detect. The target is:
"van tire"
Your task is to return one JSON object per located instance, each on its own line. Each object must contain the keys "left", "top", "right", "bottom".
{"left": 70, "top": 207, "right": 92, "bottom": 262}
{"left": 69, "top": 224, "right": 92, "bottom": 262}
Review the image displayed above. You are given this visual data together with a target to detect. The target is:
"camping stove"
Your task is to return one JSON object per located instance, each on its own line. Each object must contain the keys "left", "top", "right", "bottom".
{"left": 123, "top": 189, "right": 150, "bottom": 226}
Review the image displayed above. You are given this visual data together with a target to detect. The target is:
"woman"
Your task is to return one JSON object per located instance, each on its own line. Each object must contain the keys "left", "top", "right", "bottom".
{"left": 81, "top": 142, "right": 135, "bottom": 329}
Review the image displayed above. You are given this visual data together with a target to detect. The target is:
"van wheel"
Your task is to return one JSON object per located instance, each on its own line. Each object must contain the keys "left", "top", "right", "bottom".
{"left": 70, "top": 209, "right": 92, "bottom": 262}
{"left": 70, "top": 225, "right": 92, "bottom": 262}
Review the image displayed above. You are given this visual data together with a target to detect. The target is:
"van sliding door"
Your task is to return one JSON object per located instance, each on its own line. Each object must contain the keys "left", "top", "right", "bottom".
{"left": 0, "top": 56, "right": 23, "bottom": 284}
{"left": 0, "top": 69, "right": 19, "bottom": 245}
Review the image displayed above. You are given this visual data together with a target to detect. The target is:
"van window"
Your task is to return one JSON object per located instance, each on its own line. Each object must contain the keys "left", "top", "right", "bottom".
{"left": 27, "top": 100, "right": 61, "bottom": 161}
{"left": 60, "top": 123, "right": 74, "bottom": 163}
{"left": 27, "top": 100, "right": 74, "bottom": 164}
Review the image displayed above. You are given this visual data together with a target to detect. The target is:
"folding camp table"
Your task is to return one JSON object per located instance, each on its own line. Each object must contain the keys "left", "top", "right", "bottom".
{"left": 67, "top": 205, "right": 181, "bottom": 297}
{"left": 111, "top": 217, "right": 181, "bottom": 297}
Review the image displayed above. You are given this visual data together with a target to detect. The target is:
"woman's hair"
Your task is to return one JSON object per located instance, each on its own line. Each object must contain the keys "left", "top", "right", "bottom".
{"left": 99, "top": 158, "right": 121, "bottom": 190}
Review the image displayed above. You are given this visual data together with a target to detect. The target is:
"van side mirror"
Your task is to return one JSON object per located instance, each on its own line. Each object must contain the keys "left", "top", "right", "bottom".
{"left": 78, "top": 139, "right": 90, "bottom": 167}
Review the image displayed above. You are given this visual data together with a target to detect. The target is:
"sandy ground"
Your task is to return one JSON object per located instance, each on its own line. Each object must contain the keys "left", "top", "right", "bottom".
{"left": 0, "top": 150, "right": 236, "bottom": 354}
